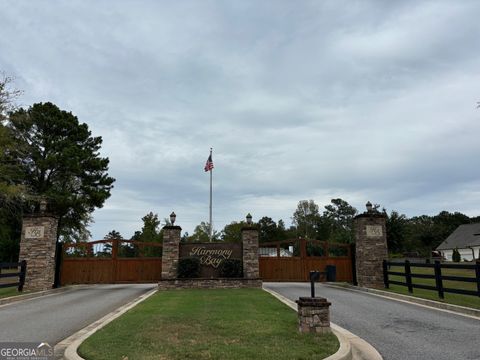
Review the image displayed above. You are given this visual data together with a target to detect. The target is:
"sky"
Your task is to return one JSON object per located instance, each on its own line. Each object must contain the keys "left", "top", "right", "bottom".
{"left": 1, "top": 0, "right": 480, "bottom": 240}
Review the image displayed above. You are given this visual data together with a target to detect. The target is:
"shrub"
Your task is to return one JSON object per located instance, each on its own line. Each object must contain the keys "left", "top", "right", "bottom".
{"left": 177, "top": 257, "right": 200, "bottom": 278}
{"left": 219, "top": 259, "right": 243, "bottom": 278}
{"left": 452, "top": 248, "right": 461, "bottom": 263}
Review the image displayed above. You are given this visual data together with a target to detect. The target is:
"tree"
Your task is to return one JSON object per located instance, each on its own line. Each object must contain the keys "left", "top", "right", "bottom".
{"left": 0, "top": 74, "right": 24, "bottom": 261}
{"left": 384, "top": 210, "right": 408, "bottom": 253}
{"left": 221, "top": 221, "right": 245, "bottom": 243}
{"left": 185, "top": 222, "right": 220, "bottom": 242}
{"left": 322, "top": 198, "right": 357, "bottom": 243}
{"left": 292, "top": 200, "right": 320, "bottom": 239}
{"left": 5, "top": 102, "right": 115, "bottom": 240}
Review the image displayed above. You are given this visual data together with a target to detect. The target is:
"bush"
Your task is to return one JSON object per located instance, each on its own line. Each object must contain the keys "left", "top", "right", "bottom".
{"left": 177, "top": 257, "right": 200, "bottom": 278}
{"left": 452, "top": 248, "right": 461, "bottom": 263}
{"left": 219, "top": 259, "right": 243, "bottom": 278}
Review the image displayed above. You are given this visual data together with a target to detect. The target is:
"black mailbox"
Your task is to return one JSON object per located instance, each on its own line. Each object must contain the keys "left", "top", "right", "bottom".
{"left": 309, "top": 270, "right": 321, "bottom": 297}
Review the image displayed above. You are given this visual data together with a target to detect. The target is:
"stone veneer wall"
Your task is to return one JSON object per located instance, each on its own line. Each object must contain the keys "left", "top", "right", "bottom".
{"left": 158, "top": 278, "right": 262, "bottom": 290}
{"left": 241, "top": 227, "right": 260, "bottom": 279}
{"left": 18, "top": 214, "right": 59, "bottom": 291}
{"left": 296, "top": 297, "right": 331, "bottom": 334}
{"left": 354, "top": 212, "right": 388, "bottom": 289}
{"left": 161, "top": 225, "right": 182, "bottom": 279}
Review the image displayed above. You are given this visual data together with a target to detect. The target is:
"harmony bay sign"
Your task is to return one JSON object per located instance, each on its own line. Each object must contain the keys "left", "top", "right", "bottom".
{"left": 180, "top": 243, "right": 242, "bottom": 277}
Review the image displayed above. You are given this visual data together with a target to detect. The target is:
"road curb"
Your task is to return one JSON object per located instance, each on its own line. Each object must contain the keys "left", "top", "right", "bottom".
{"left": 323, "top": 283, "right": 480, "bottom": 320}
{"left": 58, "top": 287, "right": 157, "bottom": 360}
{"left": 262, "top": 286, "right": 383, "bottom": 360}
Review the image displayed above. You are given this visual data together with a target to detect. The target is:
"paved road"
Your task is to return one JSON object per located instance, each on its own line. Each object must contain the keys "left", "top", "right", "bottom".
{"left": 264, "top": 282, "right": 480, "bottom": 360}
{"left": 0, "top": 284, "right": 155, "bottom": 345}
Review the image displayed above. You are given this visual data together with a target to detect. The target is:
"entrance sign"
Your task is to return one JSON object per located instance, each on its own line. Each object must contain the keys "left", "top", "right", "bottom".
{"left": 366, "top": 225, "right": 383, "bottom": 237}
{"left": 180, "top": 243, "right": 242, "bottom": 277}
{"left": 25, "top": 226, "right": 45, "bottom": 239}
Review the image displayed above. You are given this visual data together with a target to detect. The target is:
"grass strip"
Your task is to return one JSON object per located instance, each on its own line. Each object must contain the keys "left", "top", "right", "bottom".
{"left": 79, "top": 288, "right": 338, "bottom": 360}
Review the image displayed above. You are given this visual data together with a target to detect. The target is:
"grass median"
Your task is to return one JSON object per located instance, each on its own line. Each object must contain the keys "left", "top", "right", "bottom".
{"left": 79, "top": 288, "right": 338, "bottom": 360}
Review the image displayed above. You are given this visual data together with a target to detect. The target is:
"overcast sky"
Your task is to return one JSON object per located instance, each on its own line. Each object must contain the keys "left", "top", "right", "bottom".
{"left": 1, "top": 1, "right": 480, "bottom": 239}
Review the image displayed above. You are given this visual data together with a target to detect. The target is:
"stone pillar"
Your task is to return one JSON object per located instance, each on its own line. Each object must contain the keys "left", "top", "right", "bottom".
{"left": 241, "top": 226, "right": 260, "bottom": 279}
{"left": 18, "top": 214, "right": 59, "bottom": 291}
{"left": 161, "top": 225, "right": 182, "bottom": 279}
{"left": 354, "top": 204, "right": 388, "bottom": 289}
{"left": 296, "top": 297, "right": 331, "bottom": 334}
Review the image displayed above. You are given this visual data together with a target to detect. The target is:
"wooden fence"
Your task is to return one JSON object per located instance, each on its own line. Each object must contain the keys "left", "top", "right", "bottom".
{"left": 0, "top": 261, "right": 27, "bottom": 291}
{"left": 383, "top": 260, "right": 480, "bottom": 299}
{"left": 259, "top": 239, "right": 354, "bottom": 282}
{"left": 60, "top": 239, "right": 163, "bottom": 285}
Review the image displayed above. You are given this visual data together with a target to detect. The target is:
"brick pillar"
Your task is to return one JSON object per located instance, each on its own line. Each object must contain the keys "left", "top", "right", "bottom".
{"left": 161, "top": 225, "right": 182, "bottom": 279}
{"left": 354, "top": 205, "right": 388, "bottom": 289}
{"left": 18, "top": 214, "right": 59, "bottom": 291}
{"left": 241, "top": 226, "right": 260, "bottom": 279}
{"left": 296, "top": 297, "right": 331, "bottom": 334}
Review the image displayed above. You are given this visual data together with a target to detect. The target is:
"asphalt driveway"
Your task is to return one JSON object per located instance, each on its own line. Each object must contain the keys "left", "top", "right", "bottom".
{"left": 264, "top": 282, "right": 480, "bottom": 360}
{"left": 0, "top": 284, "right": 155, "bottom": 345}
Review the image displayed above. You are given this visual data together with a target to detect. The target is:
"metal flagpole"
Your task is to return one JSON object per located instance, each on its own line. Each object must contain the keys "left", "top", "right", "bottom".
{"left": 209, "top": 147, "right": 213, "bottom": 242}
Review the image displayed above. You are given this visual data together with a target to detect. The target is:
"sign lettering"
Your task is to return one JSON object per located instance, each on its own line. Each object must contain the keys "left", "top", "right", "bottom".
{"left": 25, "top": 226, "right": 45, "bottom": 239}
{"left": 366, "top": 225, "right": 383, "bottom": 237}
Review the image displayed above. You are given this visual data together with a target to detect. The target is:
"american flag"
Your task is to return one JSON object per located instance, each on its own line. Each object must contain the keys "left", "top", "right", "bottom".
{"left": 204, "top": 153, "right": 214, "bottom": 172}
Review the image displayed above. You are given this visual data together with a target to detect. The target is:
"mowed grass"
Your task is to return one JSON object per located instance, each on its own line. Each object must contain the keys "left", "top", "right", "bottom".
{"left": 79, "top": 288, "right": 339, "bottom": 360}
{"left": 0, "top": 287, "right": 21, "bottom": 299}
{"left": 387, "top": 265, "right": 480, "bottom": 309}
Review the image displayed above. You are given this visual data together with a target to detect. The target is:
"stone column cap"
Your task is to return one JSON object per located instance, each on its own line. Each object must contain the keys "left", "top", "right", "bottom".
{"left": 241, "top": 225, "right": 259, "bottom": 232}
{"left": 296, "top": 297, "right": 331, "bottom": 307}
{"left": 23, "top": 213, "right": 59, "bottom": 219}
{"left": 354, "top": 212, "right": 386, "bottom": 219}
{"left": 162, "top": 225, "right": 182, "bottom": 230}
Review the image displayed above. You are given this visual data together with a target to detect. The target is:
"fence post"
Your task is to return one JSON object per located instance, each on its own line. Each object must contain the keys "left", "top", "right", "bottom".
{"left": 405, "top": 260, "right": 413, "bottom": 293}
{"left": 475, "top": 260, "right": 480, "bottom": 298}
{"left": 434, "top": 260, "right": 444, "bottom": 299}
{"left": 53, "top": 242, "right": 63, "bottom": 288}
{"left": 383, "top": 260, "right": 389, "bottom": 289}
{"left": 18, "top": 260, "right": 27, "bottom": 292}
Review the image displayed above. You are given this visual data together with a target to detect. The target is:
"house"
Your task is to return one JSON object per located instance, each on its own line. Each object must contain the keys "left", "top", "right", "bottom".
{"left": 436, "top": 223, "right": 480, "bottom": 261}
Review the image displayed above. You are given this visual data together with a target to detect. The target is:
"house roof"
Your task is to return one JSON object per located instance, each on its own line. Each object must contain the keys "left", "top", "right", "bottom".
{"left": 436, "top": 223, "right": 480, "bottom": 250}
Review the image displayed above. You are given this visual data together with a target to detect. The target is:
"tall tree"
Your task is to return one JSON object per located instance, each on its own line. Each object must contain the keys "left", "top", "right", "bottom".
{"left": 5, "top": 102, "right": 115, "bottom": 240}
{"left": 186, "top": 222, "right": 220, "bottom": 242}
{"left": 384, "top": 210, "right": 408, "bottom": 253}
{"left": 322, "top": 198, "right": 357, "bottom": 243}
{"left": 292, "top": 200, "right": 320, "bottom": 239}
{"left": 0, "top": 75, "right": 24, "bottom": 261}
{"left": 221, "top": 221, "right": 245, "bottom": 243}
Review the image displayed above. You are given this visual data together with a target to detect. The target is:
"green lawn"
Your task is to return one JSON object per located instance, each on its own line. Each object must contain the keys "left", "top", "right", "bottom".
{"left": 0, "top": 287, "right": 22, "bottom": 299}
{"left": 387, "top": 265, "right": 480, "bottom": 309}
{"left": 79, "top": 288, "right": 338, "bottom": 360}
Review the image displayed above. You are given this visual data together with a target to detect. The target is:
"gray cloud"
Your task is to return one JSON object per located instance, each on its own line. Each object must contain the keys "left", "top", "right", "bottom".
{"left": 1, "top": 0, "right": 479, "bottom": 239}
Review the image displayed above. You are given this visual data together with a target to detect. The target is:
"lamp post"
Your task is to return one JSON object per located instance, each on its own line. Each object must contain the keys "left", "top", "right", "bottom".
{"left": 246, "top": 213, "right": 252, "bottom": 225}
{"left": 170, "top": 211, "right": 176, "bottom": 225}
{"left": 366, "top": 201, "right": 373, "bottom": 213}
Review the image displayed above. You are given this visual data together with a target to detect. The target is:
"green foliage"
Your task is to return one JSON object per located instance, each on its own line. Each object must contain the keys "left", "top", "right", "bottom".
{"left": 221, "top": 221, "right": 244, "bottom": 243}
{"left": 292, "top": 200, "right": 320, "bottom": 239}
{"left": 219, "top": 259, "right": 243, "bottom": 278}
{"left": 385, "top": 210, "right": 408, "bottom": 253}
{"left": 4, "top": 102, "right": 115, "bottom": 240}
{"left": 185, "top": 221, "right": 219, "bottom": 242}
{"left": 322, "top": 198, "right": 357, "bottom": 243}
{"left": 452, "top": 248, "right": 461, "bottom": 262}
{"left": 177, "top": 257, "right": 200, "bottom": 278}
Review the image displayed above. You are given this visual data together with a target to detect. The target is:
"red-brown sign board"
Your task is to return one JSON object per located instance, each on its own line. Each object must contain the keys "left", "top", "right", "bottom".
{"left": 179, "top": 243, "right": 242, "bottom": 278}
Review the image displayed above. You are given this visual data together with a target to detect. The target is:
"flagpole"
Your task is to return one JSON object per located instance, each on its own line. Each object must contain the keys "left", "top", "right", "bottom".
{"left": 209, "top": 147, "right": 213, "bottom": 242}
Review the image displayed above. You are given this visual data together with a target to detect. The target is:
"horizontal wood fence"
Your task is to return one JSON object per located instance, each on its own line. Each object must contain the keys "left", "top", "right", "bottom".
{"left": 60, "top": 239, "right": 162, "bottom": 285}
{"left": 259, "top": 239, "right": 354, "bottom": 282}
{"left": 0, "top": 261, "right": 27, "bottom": 291}
{"left": 383, "top": 260, "right": 480, "bottom": 299}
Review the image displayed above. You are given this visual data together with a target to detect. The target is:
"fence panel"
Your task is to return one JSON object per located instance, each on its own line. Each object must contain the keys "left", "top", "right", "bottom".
{"left": 383, "top": 260, "right": 480, "bottom": 299}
